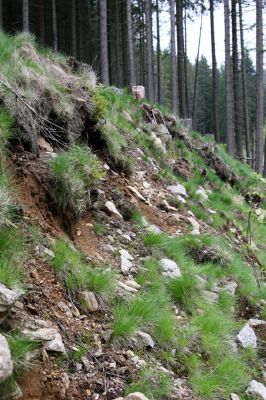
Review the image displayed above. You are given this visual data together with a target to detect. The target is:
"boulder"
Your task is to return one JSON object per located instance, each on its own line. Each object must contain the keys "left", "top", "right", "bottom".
{"left": 78, "top": 291, "right": 99, "bottom": 313}
{"left": 236, "top": 324, "right": 257, "bottom": 349}
{"left": 23, "top": 327, "right": 65, "bottom": 353}
{"left": 0, "top": 284, "right": 21, "bottom": 325}
{"left": 196, "top": 187, "right": 208, "bottom": 201}
{"left": 230, "top": 394, "right": 240, "bottom": 400}
{"left": 136, "top": 331, "right": 155, "bottom": 348}
{"left": 125, "top": 393, "right": 150, "bottom": 400}
{"left": 159, "top": 259, "right": 181, "bottom": 279}
{"left": 0, "top": 334, "right": 13, "bottom": 383}
{"left": 167, "top": 184, "right": 187, "bottom": 198}
{"left": 246, "top": 380, "right": 266, "bottom": 400}
{"left": 104, "top": 201, "right": 123, "bottom": 220}
{"left": 44, "top": 332, "right": 65, "bottom": 353}
{"left": 119, "top": 249, "right": 134, "bottom": 261}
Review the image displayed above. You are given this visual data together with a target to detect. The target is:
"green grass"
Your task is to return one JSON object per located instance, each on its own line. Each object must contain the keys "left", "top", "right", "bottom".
{"left": 92, "top": 223, "right": 106, "bottom": 236}
{"left": 169, "top": 273, "right": 201, "bottom": 313}
{"left": 50, "top": 145, "right": 104, "bottom": 220}
{"left": 125, "top": 368, "right": 172, "bottom": 400}
{"left": 8, "top": 332, "right": 41, "bottom": 376}
{"left": 0, "top": 258, "right": 24, "bottom": 289}
{"left": 53, "top": 239, "right": 116, "bottom": 295}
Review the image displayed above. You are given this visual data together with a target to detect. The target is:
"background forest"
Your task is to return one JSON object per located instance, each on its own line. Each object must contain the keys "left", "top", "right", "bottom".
{"left": 1, "top": 0, "right": 265, "bottom": 171}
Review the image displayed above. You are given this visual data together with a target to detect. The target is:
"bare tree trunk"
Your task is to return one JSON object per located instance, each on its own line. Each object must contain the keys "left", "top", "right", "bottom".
{"left": 232, "top": 0, "right": 243, "bottom": 159}
{"left": 192, "top": 13, "right": 203, "bottom": 129}
{"left": 239, "top": 0, "right": 251, "bottom": 163}
{"left": 210, "top": 0, "right": 219, "bottom": 142}
{"left": 224, "top": 0, "right": 234, "bottom": 155}
{"left": 144, "top": 0, "right": 154, "bottom": 101}
{"left": 23, "top": 0, "right": 29, "bottom": 32}
{"left": 115, "top": 0, "right": 123, "bottom": 87}
{"left": 127, "top": 0, "right": 136, "bottom": 87}
{"left": 39, "top": 0, "right": 45, "bottom": 44}
{"left": 99, "top": 0, "right": 109, "bottom": 85}
{"left": 255, "top": 0, "right": 264, "bottom": 174}
{"left": 52, "top": 0, "right": 58, "bottom": 51}
{"left": 184, "top": 9, "right": 189, "bottom": 117}
{"left": 176, "top": 0, "right": 186, "bottom": 118}
{"left": 0, "top": 0, "right": 3, "bottom": 30}
{"left": 72, "top": 0, "right": 77, "bottom": 58}
{"left": 156, "top": 0, "right": 161, "bottom": 103}
{"left": 170, "top": 0, "right": 178, "bottom": 114}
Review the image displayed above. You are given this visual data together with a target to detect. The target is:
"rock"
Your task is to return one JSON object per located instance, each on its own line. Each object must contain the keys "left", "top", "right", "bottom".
{"left": 1, "top": 380, "right": 23, "bottom": 399}
{"left": 41, "top": 246, "right": 55, "bottom": 258}
{"left": 125, "top": 393, "right": 150, "bottom": 400}
{"left": 78, "top": 291, "right": 99, "bottom": 313}
{"left": 230, "top": 394, "right": 240, "bottom": 400}
{"left": 246, "top": 380, "right": 266, "bottom": 399}
{"left": 37, "top": 137, "right": 53, "bottom": 152}
{"left": 0, "top": 334, "right": 13, "bottom": 383}
{"left": 154, "top": 137, "right": 166, "bottom": 153}
{"left": 131, "top": 86, "right": 145, "bottom": 100}
{"left": 104, "top": 201, "right": 123, "bottom": 220}
{"left": 196, "top": 187, "right": 208, "bottom": 201}
{"left": 136, "top": 331, "right": 155, "bottom": 348}
{"left": 222, "top": 281, "right": 238, "bottom": 296}
{"left": 159, "top": 259, "right": 181, "bottom": 279}
{"left": 44, "top": 332, "right": 65, "bottom": 353}
{"left": 156, "top": 124, "right": 170, "bottom": 136}
{"left": 0, "top": 284, "right": 21, "bottom": 325}
{"left": 203, "top": 290, "right": 219, "bottom": 303}
{"left": 24, "top": 328, "right": 60, "bottom": 341}
{"left": 124, "top": 280, "right": 141, "bottom": 290}
{"left": 248, "top": 319, "right": 266, "bottom": 328}
{"left": 187, "top": 213, "right": 200, "bottom": 235}
{"left": 120, "top": 257, "right": 133, "bottom": 274}
{"left": 118, "top": 281, "right": 138, "bottom": 294}
{"left": 236, "top": 324, "right": 257, "bottom": 349}
{"left": 127, "top": 186, "right": 147, "bottom": 202}
{"left": 146, "top": 224, "right": 161, "bottom": 234}
{"left": 167, "top": 184, "right": 187, "bottom": 198}
{"left": 119, "top": 249, "right": 134, "bottom": 261}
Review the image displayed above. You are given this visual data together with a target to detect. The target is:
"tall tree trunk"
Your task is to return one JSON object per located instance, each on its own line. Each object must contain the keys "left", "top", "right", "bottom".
{"left": 156, "top": 0, "right": 161, "bottom": 103}
{"left": 176, "top": 0, "right": 186, "bottom": 118}
{"left": 170, "top": 0, "right": 178, "bottom": 114}
{"left": 239, "top": 0, "right": 251, "bottom": 163}
{"left": 99, "top": 0, "right": 109, "bottom": 85}
{"left": 144, "top": 0, "right": 154, "bottom": 101}
{"left": 39, "top": 0, "right": 45, "bottom": 44}
{"left": 0, "top": 0, "right": 3, "bottom": 30}
{"left": 256, "top": 0, "right": 264, "bottom": 174}
{"left": 72, "top": 0, "right": 77, "bottom": 58}
{"left": 23, "top": 0, "right": 29, "bottom": 32}
{"left": 184, "top": 9, "right": 189, "bottom": 117}
{"left": 224, "top": 0, "right": 234, "bottom": 155}
{"left": 232, "top": 0, "right": 243, "bottom": 159}
{"left": 192, "top": 13, "right": 203, "bottom": 129}
{"left": 210, "top": 0, "right": 219, "bottom": 142}
{"left": 52, "top": 0, "right": 58, "bottom": 51}
{"left": 115, "top": 0, "right": 123, "bottom": 87}
{"left": 127, "top": 0, "right": 136, "bottom": 87}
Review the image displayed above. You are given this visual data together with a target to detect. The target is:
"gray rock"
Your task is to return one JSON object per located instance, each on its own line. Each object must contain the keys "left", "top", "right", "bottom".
{"left": 203, "top": 290, "right": 219, "bottom": 303}
{"left": 78, "top": 291, "right": 99, "bottom": 312}
{"left": 236, "top": 324, "right": 257, "bottom": 349}
{"left": 23, "top": 327, "right": 65, "bottom": 353}
{"left": 44, "top": 332, "right": 65, "bottom": 353}
{"left": 118, "top": 281, "right": 138, "bottom": 294}
{"left": 0, "top": 334, "right": 13, "bottom": 383}
{"left": 230, "top": 394, "right": 240, "bottom": 400}
{"left": 119, "top": 249, "right": 134, "bottom": 261}
{"left": 104, "top": 201, "right": 123, "bottom": 219}
{"left": 159, "top": 258, "right": 181, "bottom": 279}
{"left": 246, "top": 380, "right": 266, "bottom": 399}
{"left": 222, "top": 281, "right": 238, "bottom": 296}
{"left": 0, "top": 284, "right": 21, "bottom": 325}
{"left": 136, "top": 331, "right": 155, "bottom": 348}
{"left": 248, "top": 319, "right": 266, "bottom": 328}
{"left": 146, "top": 224, "right": 161, "bottom": 234}
{"left": 196, "top": 187, "right": 208, "bottom": 201}
{"left": 125, "top": 393, "right": 150, "bottom": 400}
{"left": 167, "top": 184, "right": 187, "bottom": 198}
{"left": 120, "top": 257, "right": 133, "bottom": 274}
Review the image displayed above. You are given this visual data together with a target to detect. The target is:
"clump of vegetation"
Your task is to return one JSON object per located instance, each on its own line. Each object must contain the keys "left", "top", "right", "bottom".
{"left": 169, "top": 273, "right": 201, "bottom": 314}
{"left": 92, "top": 223, "right": 106, "bottom": 236}
{"left": 50, "top": 145, "right": 104, "bottom": 230}
{"left": 53, "top": 239, "right": 116, "bottom": 295}
{"left": 126, "top": 368, "right": 172, "bottom": 400}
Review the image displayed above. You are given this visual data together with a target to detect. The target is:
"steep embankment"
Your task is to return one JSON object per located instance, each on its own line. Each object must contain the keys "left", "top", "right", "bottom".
{"left": 0, "top": 32, "right": 266, "bottom": 400}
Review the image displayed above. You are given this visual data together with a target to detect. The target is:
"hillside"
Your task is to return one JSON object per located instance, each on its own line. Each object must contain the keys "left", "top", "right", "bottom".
{"left": 0, "top": 33, "right": 266, "bottom": 400}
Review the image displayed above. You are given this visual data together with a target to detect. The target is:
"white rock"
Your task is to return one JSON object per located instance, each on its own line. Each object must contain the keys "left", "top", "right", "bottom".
{"left": 120, "top": 256, "right": 133, "bottom": 274}
{"left": 104, "top": 201, "right": 123, "bottom": 219}
{"left": 236, "top": 324, "right": 257, "bottom": 349}
{"left": 146, "top": 224, "right": 161, "bottom": 234}
{"left": 196, "top": 187, "right": 208, "bottom": 201}
{"left": 203, "top": 290, "right": 219, "bottom": 303}
{"left": 246, "top": 380, "right": 266, "bottom": 400}
{"left": 78, "top": 291, "right": 99, "bottom": 313}
{"left": 230, "top": 394, "right": 240, "bottom": 400}
{"left": 154, "top": 137, "right": 166, "bottom": 153}
{"left": 125, "top": 392, "right": 150, "bottom": 400}
{"left": 248, "top": 319, "right": 266, "bottom": 328}
{"left": 44, "top": 332, "right": 65, "bottom": 353}
{"left": 136, "top": 331, "right": 155, "bottom": 348}
{"left": 0, "top": 334, "right": 13, "bottom": 383}
{"left": 119, "top": 249, "right": 134, "bottom": 261}
{"left": 167, "top": 184, "right": 187, "bottom": 198}
{"left": 118, "top": 281, "right": 138, "bottom": 293}
{"left": 23, "top": 328, "right": 58, "bottom": 341}
{"left": 222, "top": 281, "right": 238, "bottom": 296}
{"left": 0, "top": 283, "right": 21, "bottom": 306}
{"left": 127, "top": 186, "right": 147, "bottom": 202}
{"left": 125, "top": 280, "right": 141, "bottom": 290}
{"left": 159, "top": 259, "right": 181, "bottom": 279}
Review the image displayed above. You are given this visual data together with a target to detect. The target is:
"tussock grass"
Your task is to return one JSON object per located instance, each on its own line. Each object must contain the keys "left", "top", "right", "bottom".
{"left": 126, "top": 368, "right": 172, "bottom": 400}
{"left": 50, "top": 145, "right": 104, "bottom": 222}
{"left": 169, "top": 273, "right": 201, "bottom": 313}
{"left": 53, "top": 239, "right": 116, "bottom": 295}
{"left": 8, "top": 332, "right": 41, "bottom": 375}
